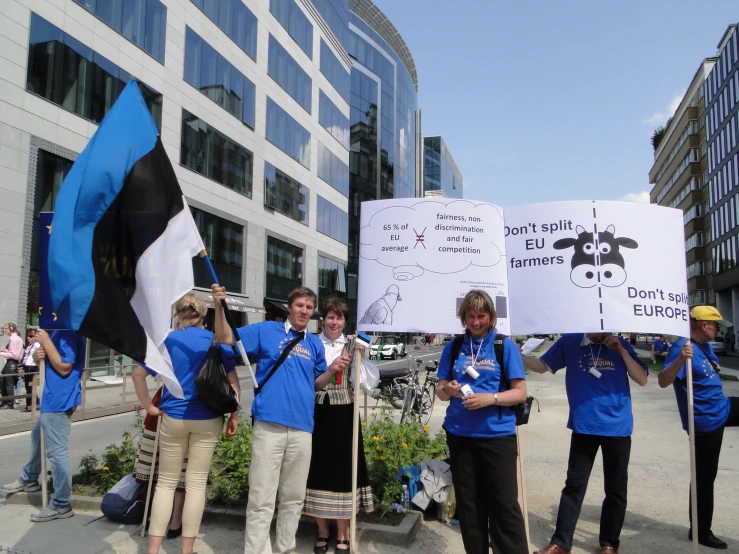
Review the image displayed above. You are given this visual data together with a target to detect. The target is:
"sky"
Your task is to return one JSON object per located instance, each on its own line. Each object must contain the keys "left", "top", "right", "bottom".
{"left": 377, "top": 0, "right": 739, "bottom": 208}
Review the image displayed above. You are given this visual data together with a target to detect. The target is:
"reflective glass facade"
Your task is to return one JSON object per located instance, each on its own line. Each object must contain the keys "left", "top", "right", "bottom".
{"left": 27, "top": 13, "right": 162, "bottom": 130}
{"left": 320, "top": 39, "right": 351, "bottom": 102}
{"left": 424, "top": 136, "right": 463, "bottom": 198}
{"left": 184, "top": 27, "right": 257, "bottom": 129}
{"left": 317, "top": 195, "right": 349, "bottom": 244}
{"left": 268, "top": 35, "right": 312, "bottom": 113}
{"left": 269, "top": 0, "right": 313, "bottom": 59}
{"left": 180, "top": 109, "right": 254, "bottom": 198}
{"left": 190, "top": 0, "right": 258, "bottom": 60}
{"left": 73, "top": 0, "right": 167, "bottom": 63}
{"left": 266, "top": 97, "right": 311, "bottom": 168}
{"left": 312, "top": 0, "right": 350, "bottom": 51}
{"left": 192, "top": 207, "right": 244, "bottom": 292}
{"left": 318, "top": 141, "right": 350, "bottom": 196}
{"left": 266, "top": 236, "right": 304, "bottom": 301}
{"left": 318, "top": 255, "right": 347, "bottom": 302}
{"left": 319, "top": 90, "right": 350, "bottom": 149}
{"left": 264, "top": 162, "right": 310, "bottom": 225}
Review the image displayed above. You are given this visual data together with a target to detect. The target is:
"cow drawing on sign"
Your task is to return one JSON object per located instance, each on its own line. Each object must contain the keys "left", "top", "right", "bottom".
{"left": 553, "top": 224, "right": 638, "bottom": 288}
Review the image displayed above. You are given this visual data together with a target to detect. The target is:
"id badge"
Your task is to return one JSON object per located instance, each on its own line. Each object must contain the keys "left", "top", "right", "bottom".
{"left": 588, "top": 366, "right": 602, "bottom": 379}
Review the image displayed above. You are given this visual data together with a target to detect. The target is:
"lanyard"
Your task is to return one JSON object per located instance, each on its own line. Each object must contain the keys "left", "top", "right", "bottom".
{"left": 468, "top": 336, "right": 484, "bottom": 369}
{"left": 588, "top": 341, "right": 603, "bottom": 369}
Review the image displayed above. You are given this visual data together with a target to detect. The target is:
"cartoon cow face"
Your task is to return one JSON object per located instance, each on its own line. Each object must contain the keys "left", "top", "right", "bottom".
{"left": 553, "top": 224, "right": 638, "bottom": 288}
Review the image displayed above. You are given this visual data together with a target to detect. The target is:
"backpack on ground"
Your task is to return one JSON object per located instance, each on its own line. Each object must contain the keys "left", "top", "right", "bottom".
{"left": 101, "top": 474, "right": 146, "bottom": 524}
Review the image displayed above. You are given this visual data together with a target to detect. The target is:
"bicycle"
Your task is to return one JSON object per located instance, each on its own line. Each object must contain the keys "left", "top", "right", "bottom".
{"left": 399, "top": 358, "right": 439, "bottom": 426}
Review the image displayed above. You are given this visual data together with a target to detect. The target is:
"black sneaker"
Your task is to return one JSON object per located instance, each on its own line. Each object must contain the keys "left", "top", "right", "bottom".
{"left": 688, "top": 529, "right": 728, "bottom": 550}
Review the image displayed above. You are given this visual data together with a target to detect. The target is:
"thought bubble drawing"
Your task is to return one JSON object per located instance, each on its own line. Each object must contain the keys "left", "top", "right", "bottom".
{"left": 360, "top": 200, "right": 504, "bottom": 281}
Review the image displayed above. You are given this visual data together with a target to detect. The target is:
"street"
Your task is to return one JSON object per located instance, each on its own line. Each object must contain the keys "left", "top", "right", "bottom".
{"left": 1, "top": 342, "right": 738, "bottom": 553}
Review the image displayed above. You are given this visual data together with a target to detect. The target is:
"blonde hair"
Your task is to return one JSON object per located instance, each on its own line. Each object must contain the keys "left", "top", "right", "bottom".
{"left": 172, "top": 293, "right": 207, "bottom": 330}
{"left": 457, "top": 290, "right": 497, "bottom": 330}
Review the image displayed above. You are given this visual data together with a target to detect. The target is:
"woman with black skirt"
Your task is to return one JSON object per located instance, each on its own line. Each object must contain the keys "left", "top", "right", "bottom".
{"left": 303, "top": 297, "right": 373, "bottom": 553}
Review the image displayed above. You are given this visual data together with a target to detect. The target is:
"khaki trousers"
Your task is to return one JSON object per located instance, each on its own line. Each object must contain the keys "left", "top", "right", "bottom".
{"left": 244, "top": 420, "right": 312, "bottom": 554}
{"left": 149, "top": 414, "right": 222, "bottom": 537}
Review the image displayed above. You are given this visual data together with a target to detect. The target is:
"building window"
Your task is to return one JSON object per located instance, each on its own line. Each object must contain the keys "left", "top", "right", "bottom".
{"left": 184, "top": 27, "right": 256, "bottom": 129}
{"left": 317, "top": 142, "right": 349, "bottom": 196}
{"left": 264, "top": 162, "right": 310, "bottom": 225}
{"left": 73, "top": 0, "right": 167, "bottom": 63}
{"left": 191, "top": 207, "right": 243, "bottom": 292}
{"left": 190, "top": 0, "right": 258, "bottom": 60}
{"left": 266, "top": 98, "right": 311, "bottom": 168}
{"left": 318, "top": 255, "right": 346, "bottom": 302}
{"left": 27, "top": 13, "right": 163, "bottom": 130}
{"left": 320, "top": 39, "right": 350, "bottom": 102}
{"left": 181, "top": 110, "right": 253, "bottom": 198}
{"left": 312, "top": 0, "right": 349, "bottom": 50}
{"left": 268, "top": 35, "right": 312, "bottom": 113}
{"left": 266, "top": 236, "right": 303, "bottom": 302}
{"left": 319, "top": 90, "right": 349, "bottom": 149}
{"left": 269, "top": 0, "right": 312, "bottom": 59}
{"left": 317, "top": 196, "right": 348, "bottom": 244}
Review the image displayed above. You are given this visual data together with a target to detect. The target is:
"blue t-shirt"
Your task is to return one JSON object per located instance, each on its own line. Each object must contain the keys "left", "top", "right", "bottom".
{"left": 663, "top": 338, "right": 730, "bottom": 433}
{"left": 540, "top": 334, "right": 647, "bottom": 437}
{"left": 653, "top": 339, "right": 669, "bottom": 353}
{"left": 237, "top": 321, "right": 327, "bottom": 433}
{"left": 437, "top": 330, "right": 526, "bottom": 438}
{"left": 42, "top": 330, "right": 85, "bottom": 413}
{"left": 152, "top": 327, "right": 236, "bottom": 420}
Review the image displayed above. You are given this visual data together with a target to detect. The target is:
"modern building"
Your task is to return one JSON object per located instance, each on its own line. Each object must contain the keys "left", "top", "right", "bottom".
{"left": 649, "top": 59, "right": 716, "bottom": 308}
{"left": 705, "top": 23, "right": 739, "bottom": 325}
{"left": 423, "top": 135, "right": 463, "bottom": 198}
{"left": 0, "top": 0, "right": 353, "bottom": 370}
{"left": 344, "top": 0, "right": 421, "bottom": 328}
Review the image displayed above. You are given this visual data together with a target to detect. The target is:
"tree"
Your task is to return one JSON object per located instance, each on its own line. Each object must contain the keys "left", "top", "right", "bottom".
{"left": 651, "top": 116, "right": 674, "bottom": 152}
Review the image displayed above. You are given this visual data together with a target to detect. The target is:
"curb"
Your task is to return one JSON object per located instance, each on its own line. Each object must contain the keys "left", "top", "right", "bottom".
{"left": 4, "top": 492, "right": 422, "bottom": 547}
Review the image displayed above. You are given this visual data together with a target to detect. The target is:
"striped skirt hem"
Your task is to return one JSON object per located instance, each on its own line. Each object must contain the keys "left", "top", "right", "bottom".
{"left": 302, "top": 486, "right": 374, "bottom": 519}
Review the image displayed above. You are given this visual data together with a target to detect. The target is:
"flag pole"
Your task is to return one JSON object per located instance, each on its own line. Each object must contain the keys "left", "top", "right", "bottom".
{"left": 350, "top": 346, "right": 362, "bottom": 553}
{"left": 37, "top": 360, "right": 47, "bottom": 510}
{"left": 686, "top": 357, "right": 699, "bottom": 554}
{"left": 200, "top": 252, "right": 258, "bottom": 387}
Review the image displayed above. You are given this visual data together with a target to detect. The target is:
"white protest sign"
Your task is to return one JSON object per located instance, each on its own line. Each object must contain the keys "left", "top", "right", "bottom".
{"left": 357, "top": 199, "right": 509, "bottom": 334}
{"left": 504, "top": 201, "right": 689, "bottom": 336}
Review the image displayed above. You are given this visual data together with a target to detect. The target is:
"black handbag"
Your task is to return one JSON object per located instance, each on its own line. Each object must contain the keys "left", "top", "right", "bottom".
{"left": 195, "top": 335, "right": 239, "bottom": 414}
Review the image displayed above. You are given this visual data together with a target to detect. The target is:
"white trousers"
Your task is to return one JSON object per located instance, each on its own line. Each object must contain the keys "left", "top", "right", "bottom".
{"left": 244, "top": 420, "right": 312, "bottom": 554}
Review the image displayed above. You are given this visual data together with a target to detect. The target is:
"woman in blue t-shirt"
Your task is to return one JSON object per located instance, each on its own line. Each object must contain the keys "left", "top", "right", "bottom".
{"left": 435, "top": 290, "right": 528, "bottom": 554}
{"left": 132, "top": 293, "right": 240, "bottom": 554}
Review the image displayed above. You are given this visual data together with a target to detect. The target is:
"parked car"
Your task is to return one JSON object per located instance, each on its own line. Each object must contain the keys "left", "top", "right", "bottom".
{"left": 709, "top": 340, "right": 726, "bottom": 355}
{"left": 370, "top": 335, "right": 407, "bottom": 360}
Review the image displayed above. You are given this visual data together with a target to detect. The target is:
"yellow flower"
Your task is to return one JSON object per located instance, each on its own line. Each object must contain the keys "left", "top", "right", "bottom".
{"left": 112, "top": 449, "right": 118, "bottom": 455}
{"left": 380, "top": 456, "right": 386, "bottom": 461}
{"left": 402, "top": 443, "right": 408, "bottom": 449}
{"left": 398, "top": 433, "right": 403, "bottom": 437}
{"left": 361, "top": 422, "right": 367, "bottom": 427}
{"left": 126, "top": 436, "right": 132, "bottom": 441}
{"left": 423, "top": 425, "right": 430, "bottom": 432}
{"left": 375, "top": 446, "right": 381, "bottom": 451}
{"left": 373, "top": 436, "right": 380, "bottom": 441}
{"left": 103, "top": 466, "right": 109, "bottom": 471}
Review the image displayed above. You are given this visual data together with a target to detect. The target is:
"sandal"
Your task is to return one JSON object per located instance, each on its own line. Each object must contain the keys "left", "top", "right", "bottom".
{"left": 313, "top": 536, "right": 330, "bottom": 554}
{"left": 336, "top": 539, "right": 350, "bottom": 552}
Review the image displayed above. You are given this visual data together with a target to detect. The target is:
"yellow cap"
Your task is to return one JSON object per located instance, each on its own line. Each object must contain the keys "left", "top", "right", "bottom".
{"left": 690, "top": 305, "right": 733, "bottom": 327}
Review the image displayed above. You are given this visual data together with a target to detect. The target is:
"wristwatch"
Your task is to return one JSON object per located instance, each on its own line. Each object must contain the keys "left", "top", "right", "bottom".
{"left": 493, "top": 393, "right": 499, "bottom": 405}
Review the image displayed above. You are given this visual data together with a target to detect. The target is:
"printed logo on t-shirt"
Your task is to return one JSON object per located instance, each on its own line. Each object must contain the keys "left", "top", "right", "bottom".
{"left": 576, "top": 355, "right": 616, "bottom": 372}
{"left": 457, "top": 357, "right": 497, "bottom": 376}
{"left": 291, "top": 344, "right": 313, "bottom": 362}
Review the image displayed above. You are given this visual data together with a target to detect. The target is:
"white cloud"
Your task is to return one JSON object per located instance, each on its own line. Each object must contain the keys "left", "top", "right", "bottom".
{"left": 643, "top": 89, "right": 687, "bottom": 128}
{"left": 618, "top": 191, "right": 651, "bottom": 204}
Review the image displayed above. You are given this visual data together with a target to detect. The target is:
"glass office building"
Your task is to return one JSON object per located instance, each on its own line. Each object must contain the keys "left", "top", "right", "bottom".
{"left": 0, "top": 0, "right": 353, "bottom": 367}
{"left": 424, "top": 136, "right": 463, "bottom": 199}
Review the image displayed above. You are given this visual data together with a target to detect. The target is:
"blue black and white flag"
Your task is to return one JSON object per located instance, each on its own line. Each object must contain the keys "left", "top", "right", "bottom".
{"left": 48, "top": 80, "right": 204, "bottom": 398}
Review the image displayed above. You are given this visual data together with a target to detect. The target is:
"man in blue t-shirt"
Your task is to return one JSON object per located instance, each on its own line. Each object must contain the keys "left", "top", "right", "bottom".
{"left": 213, "top": 285, "right": 346, "bottom": 554}
{"left": 1, "top": 329, "right": 85, "bottom": 522}
{"left": 651, "top": 334, "right": 670, "bottom": 364}
{"left": 523, "top": 333, "right": 648, "bottom": 554}
{"left": 659, "top": 306, "right": 739, "bottom": 550}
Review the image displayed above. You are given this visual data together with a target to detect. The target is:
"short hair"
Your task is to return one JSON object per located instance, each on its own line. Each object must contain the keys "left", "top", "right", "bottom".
{"left": 288, "top": 287, "right": 317, "bottom": 308}
{"left": 172, "top": 292, "right": 208, "bottom": 330}
{"left": 322, "top": 297, "right": 349, "bottom": 319}
{"left": 457, "top": 290, "right": 497, "bottom": 330}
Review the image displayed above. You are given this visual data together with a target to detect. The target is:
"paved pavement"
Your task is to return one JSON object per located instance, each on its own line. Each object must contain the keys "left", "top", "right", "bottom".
{"left": 1, "top": 341, "right": 738, "bottom": 553}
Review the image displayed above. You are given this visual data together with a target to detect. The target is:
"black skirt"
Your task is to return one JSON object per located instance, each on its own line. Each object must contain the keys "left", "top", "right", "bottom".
{"left": 303, "top": 399, "right": 373, "bottom": 519}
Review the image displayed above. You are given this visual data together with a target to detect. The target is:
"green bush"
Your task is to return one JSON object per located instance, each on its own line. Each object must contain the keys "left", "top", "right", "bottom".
{"left": 208, "top": 417, "right": 253, "bottom": 505}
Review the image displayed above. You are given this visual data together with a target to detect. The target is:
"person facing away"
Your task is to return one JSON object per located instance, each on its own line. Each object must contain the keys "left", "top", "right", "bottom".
{"left": 132, "top": 292, "right": 240, "bottom": 554}
{"left": 435, "top": 289, "right": 529, "bottom": 554}
{"left": 211, "top": 284, "right": 346, "bottom": 554}
{"left": 522, "top": 332, "right": 648, "bottom": 554}
{"left": 2, "top": 329, "right": 86, "bottom": 522}
{"left": 658, "top": 306, "right": 739, "bottom": 550}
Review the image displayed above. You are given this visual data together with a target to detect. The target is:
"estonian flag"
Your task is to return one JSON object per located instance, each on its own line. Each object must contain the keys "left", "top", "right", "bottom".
{"left": 48, "top": 80, "right": 204, "bottom": 398}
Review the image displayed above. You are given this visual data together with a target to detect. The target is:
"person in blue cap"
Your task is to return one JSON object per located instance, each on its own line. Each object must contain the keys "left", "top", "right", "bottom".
{"left": 659, "top": 305, "right": 739, "bottom": 550}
